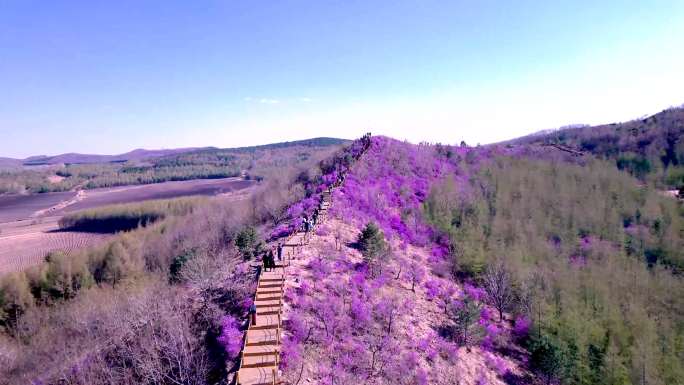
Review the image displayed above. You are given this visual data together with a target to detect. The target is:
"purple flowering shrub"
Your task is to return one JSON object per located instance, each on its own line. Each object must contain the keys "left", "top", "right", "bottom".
{"left": 267, "top": 135, "right": 372, "bottom": 242}
{"left": 218, "top": 315, "right": 244, "bottom": 360}
{"left": 329, "top": 137, "right": 460, "bottom": 246}
{"left": 283, "top": 254, "right": 439, "bottom": 384}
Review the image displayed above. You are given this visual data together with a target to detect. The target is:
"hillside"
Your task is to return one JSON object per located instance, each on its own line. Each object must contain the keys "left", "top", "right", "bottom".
{"left": 0, "top": 158, "right": 21, "bottom": 169}
{"left": 510, "top": 107, "right": 684, "bottom": 189}
{"left": 281, "top": 136, "right": 683, "bottom": 384}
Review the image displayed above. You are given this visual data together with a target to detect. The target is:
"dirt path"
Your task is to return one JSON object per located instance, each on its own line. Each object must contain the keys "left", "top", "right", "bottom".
{"left": 31, "top": 189, "right": 86, "bottom": 218}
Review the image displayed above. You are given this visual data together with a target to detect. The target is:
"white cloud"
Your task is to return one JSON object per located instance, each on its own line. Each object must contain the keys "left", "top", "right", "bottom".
{"left": 243, "top": 96, "right": 314, "bottom": 105}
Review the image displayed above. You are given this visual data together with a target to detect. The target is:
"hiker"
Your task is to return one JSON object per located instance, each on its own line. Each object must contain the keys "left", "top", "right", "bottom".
{"left": 302, "top": 215, "right": 309, "bottom": 232}
{"left": 268, "top": 248, "right": 276, "bottom": 269}
{"left": 304, "top": 217, "right": 311, "bottom": 234}
{"left": 277, "top": 243, "right": 283, "bottom": 262}
{"left": 249, "top": 302, "right": 257, "bottom": 325}
{"left": 264, "top": 249, "right": 274, "bottom": 272}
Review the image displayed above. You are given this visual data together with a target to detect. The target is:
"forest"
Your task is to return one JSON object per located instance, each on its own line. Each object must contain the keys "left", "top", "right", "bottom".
{"left": 423, "top": 155, "right": 683, "bottom": 384}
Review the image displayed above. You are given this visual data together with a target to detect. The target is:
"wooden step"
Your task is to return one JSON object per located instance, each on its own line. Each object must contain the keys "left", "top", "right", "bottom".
{"left": 255, "top": 299, "right": 281, "bottom": 308}
{"left": 259, "top": 280, "right": 285, "bottom": 288}
{"left": 260, "top": 276, "right": 284, "bottom": 282}
{"left": 256, "top": 306, "right": 281, "bottom": 316}
{"left": 247, "top": 328, "right": 280, "bottom": 346}
{"left": 236, "top": 366, "right": 277, "bottom": 385}
{"left": 255, "top": 297, "right": 282, "bottom": 305}
{"left": 243, "top": 343, "right": 279, "bottom": 357}
{"left": 241, "top": 354, "right": 278, "bottom": 368}
{"left": 260, "top": 279, "right": 284, "bottom": 284}
{"left": 257, "top": 288, "right": 282, "bottom": 295}
{"left": 258, "top": 310, "right": 282, "bottom": 316}
{"left": 256, "top": 290, "right": 283, "bottom": 298}
{"left": 251, "top": 314, "right": 281, "bottom": 330}
{"left": 255, "top": 296, "right": 283, "bottom": 303}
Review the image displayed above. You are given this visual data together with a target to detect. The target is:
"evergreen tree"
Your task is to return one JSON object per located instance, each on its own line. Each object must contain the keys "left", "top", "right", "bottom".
{"left": 357, "top": 222, "right": 386, "bottom": 264}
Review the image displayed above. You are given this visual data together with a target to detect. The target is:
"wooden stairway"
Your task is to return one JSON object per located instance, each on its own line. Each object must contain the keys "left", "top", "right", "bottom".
{"left": 235, "top": 193, "right": 332, "bottom": 385}
{"left": 236, "top": 270, "right": 284, "bottom": 385}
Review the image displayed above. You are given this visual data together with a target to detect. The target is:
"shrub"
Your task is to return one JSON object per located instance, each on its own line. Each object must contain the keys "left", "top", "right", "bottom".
{"left": 95, "top": 240, "right": 140, "bottom": 286}
{"left": 217, "top": 315, "right": 243, "bottom": 361}
{"left": 43, "top": 251, "right": 94, "bottom": 300}
{"left": 170, "top": 249, "right": 196, "bottom": 282}
{"left": 528, "top": 334, "right": 564, "bottom": 385}
{"left": 235, "top": 226, "right": 260, "bottom": 260}
{"left": 0, "top": 272, "right": 33, "bottom": 328}
{"left": 357, "top": 222, "right": 387, "bottom": 263}
{"left": 447, "top": 294, "right": 482, "bottom": 347}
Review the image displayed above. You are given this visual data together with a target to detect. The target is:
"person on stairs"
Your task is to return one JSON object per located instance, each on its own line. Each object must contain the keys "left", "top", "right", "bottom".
{"left": 249, "top": 302, "right": 257, "bottom": 325}
{"left": 304, "top": 217, "right": 311, "bottom": 243}
{"left": 277, "top": 243, "right": 283, "bottom": 263}
{"left": 264, "top": 249, "right": 274, "bottom": 272}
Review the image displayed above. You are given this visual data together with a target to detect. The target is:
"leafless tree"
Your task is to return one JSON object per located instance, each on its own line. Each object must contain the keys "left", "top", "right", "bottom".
{"left": 483, "top": 261, "right": 515, "bottom": 322}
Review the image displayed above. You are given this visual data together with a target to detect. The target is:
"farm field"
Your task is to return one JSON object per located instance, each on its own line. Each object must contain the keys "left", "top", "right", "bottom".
{"left": 0, "top": 177, "right": 254, "bottom": 223}
{"left": 0, "top": 177, "right": 256, "bottom": 275}
{"left": 53, "top": 177, "right": 255, "bottom": 215}
{"left": 0, "top": 191, "right": 76, "bottom": 222}
{"left": 0, "top": 217, "right": 110, "bottom": 275}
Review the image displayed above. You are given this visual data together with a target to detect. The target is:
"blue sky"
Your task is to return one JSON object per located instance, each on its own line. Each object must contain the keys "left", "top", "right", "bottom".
{"left": 1, "top": 1, "right": 683, "bottom": 158}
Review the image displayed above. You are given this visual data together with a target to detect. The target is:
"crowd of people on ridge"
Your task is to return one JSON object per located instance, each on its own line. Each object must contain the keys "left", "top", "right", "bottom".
{"left": 260, "top": 132, "right": 372, "bottom": 272}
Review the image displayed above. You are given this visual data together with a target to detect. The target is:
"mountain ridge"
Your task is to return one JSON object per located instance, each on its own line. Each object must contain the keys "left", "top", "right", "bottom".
{"left": 5, "top": 137, "right": 349, "bottom": 166}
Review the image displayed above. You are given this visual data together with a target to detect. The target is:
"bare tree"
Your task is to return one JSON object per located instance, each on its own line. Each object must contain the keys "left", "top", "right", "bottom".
{"left": 483, "top": 261, "right": 515, "bottom": 322}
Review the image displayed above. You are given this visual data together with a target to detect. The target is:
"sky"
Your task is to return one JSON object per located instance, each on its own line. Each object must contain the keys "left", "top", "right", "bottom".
{"left": 1, "top": 1, "right": 683, "bottom": 158}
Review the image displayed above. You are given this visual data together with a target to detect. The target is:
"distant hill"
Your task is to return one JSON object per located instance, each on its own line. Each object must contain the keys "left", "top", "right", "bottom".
{"left": 0, "top": 137, "right": 349, "bottom": 194}
{"left": 0, "top": 157, "right": 22, "bottom": 168}
{"left": 8, "top": 137, "right": 349, "bottom": 166}
{"left": 21, "top": 147, "right": 211, "bottom": 166}
{"left": 510, "top": 107, "right": 684, "bottom": 188}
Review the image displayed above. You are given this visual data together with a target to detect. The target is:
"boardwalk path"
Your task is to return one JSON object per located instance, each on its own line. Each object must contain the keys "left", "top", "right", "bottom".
{"left": 236, "top": 190, "right": 333, "bottom": 385}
